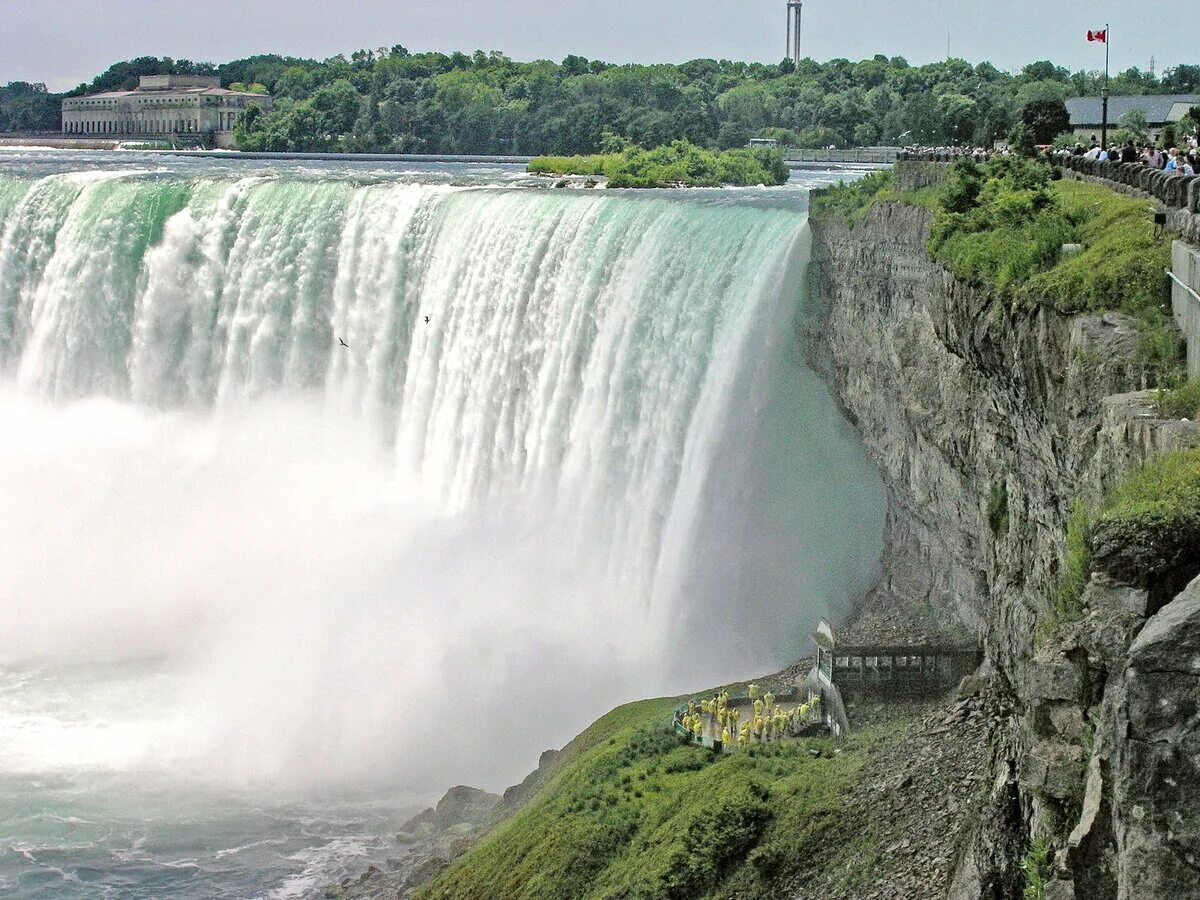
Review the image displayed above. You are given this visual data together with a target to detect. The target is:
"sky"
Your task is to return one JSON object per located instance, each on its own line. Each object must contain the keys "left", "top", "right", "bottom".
{"left": 2, "top": 0, "right": 1194, "bottom": 92}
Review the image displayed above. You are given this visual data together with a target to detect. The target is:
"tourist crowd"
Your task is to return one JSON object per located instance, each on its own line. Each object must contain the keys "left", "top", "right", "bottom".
{"left": 1053, "top": 138, "right": 1199, "bottom": 175}
{"left": 900, "top": 135, "right": 1200, "bottom": 176}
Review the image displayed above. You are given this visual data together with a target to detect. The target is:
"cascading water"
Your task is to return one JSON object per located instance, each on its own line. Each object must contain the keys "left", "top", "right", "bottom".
{"left": 0, "top": 152, "right": 885, "bottom": 898}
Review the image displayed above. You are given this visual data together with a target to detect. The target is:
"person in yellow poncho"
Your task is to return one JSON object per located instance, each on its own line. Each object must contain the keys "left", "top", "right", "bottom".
{"left": 763, "top": 691, "right": 775, "bottom": 712}
{"left": 753, "top": 698, "right": 764, "bottom": 718}
{"left": 721, "top": 726, "right": 731, "bottom": 745}
{"left": 748, "top": 683, "right": 760, "bottom": 700}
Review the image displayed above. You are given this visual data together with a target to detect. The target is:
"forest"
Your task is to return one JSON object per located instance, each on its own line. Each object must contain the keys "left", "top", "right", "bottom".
{"left": 2, "top": 50, "right": 1198, "bottom": 154}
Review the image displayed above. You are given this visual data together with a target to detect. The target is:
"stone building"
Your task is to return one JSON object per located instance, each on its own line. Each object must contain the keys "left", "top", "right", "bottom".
{"left": 61, "top": 75, "right": 272, "bottom": 148}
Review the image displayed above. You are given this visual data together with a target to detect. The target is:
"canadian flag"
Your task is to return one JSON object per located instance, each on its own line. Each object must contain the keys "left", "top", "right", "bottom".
{"left": 1087, "top": 29, "right": 1107, "bottom": 42}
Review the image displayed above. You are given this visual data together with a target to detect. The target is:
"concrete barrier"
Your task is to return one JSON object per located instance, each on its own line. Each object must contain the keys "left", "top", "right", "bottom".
{"left": 1172, "top": 241, "right": 1200, "bottom": 381}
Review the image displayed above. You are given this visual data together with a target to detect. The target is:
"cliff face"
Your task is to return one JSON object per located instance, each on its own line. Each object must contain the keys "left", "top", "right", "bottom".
{"left": 811, "top": 198, "right": 1200, "bottom": 899}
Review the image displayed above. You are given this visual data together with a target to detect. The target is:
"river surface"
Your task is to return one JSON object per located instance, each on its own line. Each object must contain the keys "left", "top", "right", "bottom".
{"left": 0, "top": 149, "right": 884, "bottom": 898}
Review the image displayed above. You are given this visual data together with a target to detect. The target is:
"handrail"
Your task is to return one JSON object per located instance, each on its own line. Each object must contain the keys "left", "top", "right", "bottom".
{"left": 1167, "top": 269, "right": 1200, "bottom": 306}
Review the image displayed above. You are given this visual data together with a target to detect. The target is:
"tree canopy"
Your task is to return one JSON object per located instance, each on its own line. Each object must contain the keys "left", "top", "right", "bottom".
{"left": 3, "top": 48, "right": 1198, "bottom": 150}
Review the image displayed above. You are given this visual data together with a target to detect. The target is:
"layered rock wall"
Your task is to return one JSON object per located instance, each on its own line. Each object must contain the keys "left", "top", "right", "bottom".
{"left": 810, "top": 193, "right": 1200, "bottom": 899}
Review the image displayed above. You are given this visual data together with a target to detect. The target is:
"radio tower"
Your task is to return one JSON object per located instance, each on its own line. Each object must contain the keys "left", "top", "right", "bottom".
{"left": 786, "top": 0, "right": 803, "bottom": 67}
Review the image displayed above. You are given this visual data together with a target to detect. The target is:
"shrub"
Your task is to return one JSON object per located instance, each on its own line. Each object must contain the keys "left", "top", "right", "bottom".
{"left": 527, "top": 141, "right": 789, "bottom": 188}
{"left": 1153, "top": 380, "right": 1200, "bottom": 419}
{"left": 1040, "top": 499, "right": 1092, "bottom": 640}
{"left": 810, "top": 169, "right": 893, "bottom": 223}
{"left": 658, "top": 790, "right": 770, "bottom": 898}
{"left": 922, "top": 158, "right": 1173, "bottom": 319}
{"left": 1021, "top": 838, "right": 1052, "bottom": 900}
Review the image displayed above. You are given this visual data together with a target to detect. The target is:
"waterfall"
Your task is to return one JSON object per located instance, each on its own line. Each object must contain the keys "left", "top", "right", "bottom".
{"left": 0, "top": 167, "right": 884, "bottom": 792}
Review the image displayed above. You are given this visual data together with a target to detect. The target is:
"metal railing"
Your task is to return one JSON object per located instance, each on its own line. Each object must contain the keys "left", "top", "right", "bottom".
{"left": 1168, "top": 269, "right": 1200, "bottom": 306}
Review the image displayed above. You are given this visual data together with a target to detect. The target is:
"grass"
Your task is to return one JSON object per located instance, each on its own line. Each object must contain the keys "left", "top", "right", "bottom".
{"left": 528, "top": 141, "right": 789, "bottom": 188}
{"left": 417, "top": 692, "right": 897, "bottom": 900}
{"left": 1040, "top": 448, "right": 1200, "bottom": 639}
{"left": 1025, "top": 181, "right": 1172, "bottom": 315}
{"left": 1093, "top": 447, "right": 1200, "bottom": 547}
{"left": 817, "top": 156, "right": 1175, "bottom": 325}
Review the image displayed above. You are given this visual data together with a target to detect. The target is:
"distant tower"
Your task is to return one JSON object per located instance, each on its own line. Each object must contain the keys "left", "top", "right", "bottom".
{"left": 786, "top": 0, "right": 803, "bottom": 67}
{"left": 1149, "top": 55, "right": 1156, "bottom": 78}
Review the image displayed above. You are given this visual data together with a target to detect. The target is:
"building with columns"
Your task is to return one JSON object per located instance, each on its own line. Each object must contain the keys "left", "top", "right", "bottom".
{"left": 61, "top": 75, "right": 272, "bottom": 148}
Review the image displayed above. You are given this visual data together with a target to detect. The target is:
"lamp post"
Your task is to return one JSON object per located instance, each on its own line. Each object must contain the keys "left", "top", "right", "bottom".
{"left": 1100, "top": 22, "right": 1110, "bottom": 150}
{"left": 1101, "top": 86, "right": 1110, "bottom": 150}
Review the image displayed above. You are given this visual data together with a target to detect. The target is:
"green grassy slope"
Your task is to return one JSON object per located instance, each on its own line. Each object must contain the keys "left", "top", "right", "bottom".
{"left": 417, "top": 691, "right": 898, "bottom": 900}
{"left": 813, "top": 159, "right": 1173, "bottom": 318}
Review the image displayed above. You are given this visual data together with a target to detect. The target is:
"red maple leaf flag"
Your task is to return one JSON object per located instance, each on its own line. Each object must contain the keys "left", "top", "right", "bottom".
{"left": 1087, "top": 29, "right": 1107, "bottom": 42}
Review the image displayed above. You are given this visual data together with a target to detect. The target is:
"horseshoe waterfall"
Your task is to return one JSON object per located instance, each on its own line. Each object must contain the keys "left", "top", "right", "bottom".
{"left": 0, "top": 157, "right": 884, "bottom": 898}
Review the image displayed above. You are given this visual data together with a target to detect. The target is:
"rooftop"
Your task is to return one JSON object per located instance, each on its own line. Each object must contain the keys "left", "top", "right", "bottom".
{"left": 69, "top": 74, "right": 268, "bottom": 101}
{"left": 1066, "top": 94, "right": 1198, "bottom": 126}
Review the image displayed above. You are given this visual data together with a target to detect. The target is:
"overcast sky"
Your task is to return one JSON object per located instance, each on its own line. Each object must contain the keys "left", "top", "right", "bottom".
{"left": 3, "top": 0, "right": 1194, "bottom": 92}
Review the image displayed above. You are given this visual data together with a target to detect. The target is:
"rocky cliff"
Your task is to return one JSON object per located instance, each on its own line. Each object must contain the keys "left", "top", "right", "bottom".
{"left": 810, "top": 194, "right": 1200, "bottom": 899}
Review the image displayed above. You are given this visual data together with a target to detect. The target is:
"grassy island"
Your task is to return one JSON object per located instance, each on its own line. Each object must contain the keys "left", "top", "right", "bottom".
{"left": 528, "top": 140, "right": 790, "bottom": 188}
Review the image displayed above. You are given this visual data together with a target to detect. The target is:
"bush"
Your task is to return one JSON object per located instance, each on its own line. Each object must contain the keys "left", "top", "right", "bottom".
{"left": 810, "top": 169, "right": 894, "bottom": 223}
{"left": 659, "top": 790, "right": 770, "bottom": 898}
{"left": 1040, "top": 499, "right": 1092, "bottom": 640}
{"left": 1154, "top": 380, "right": 1200, "bottom": 419}
{"left": 1021, "top": 838, "right": 1052, "bottom": 900}
{"left": 527, "top": 141, "right": 789, "bottom": 188}
{"left": 922, "top": 158, "right": 1173, "bottom": 320}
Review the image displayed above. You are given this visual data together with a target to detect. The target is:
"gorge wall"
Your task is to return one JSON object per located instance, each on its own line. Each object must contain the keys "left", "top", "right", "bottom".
{"left": 810, "top": 191, "right": 1200, "bottom": 899}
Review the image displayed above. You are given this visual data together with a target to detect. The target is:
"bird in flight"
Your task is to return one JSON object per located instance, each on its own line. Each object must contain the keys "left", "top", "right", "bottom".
{"left": 338, "top": 337, "right": 349, "bottom": 348}
{"left": 424, "top": 316, "right": 430, "bottom": 324}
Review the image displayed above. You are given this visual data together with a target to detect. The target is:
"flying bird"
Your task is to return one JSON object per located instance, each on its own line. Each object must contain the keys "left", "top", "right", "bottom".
{"left": 338, "top": 337, "right": 349, "bottom": 348}
{"left": 424, "top": 316, "right": 430, "bottom": 324}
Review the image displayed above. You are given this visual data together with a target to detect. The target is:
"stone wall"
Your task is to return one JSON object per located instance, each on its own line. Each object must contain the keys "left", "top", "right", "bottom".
{"left": 810, "top": 198, "right": 1200, "bottom": 899}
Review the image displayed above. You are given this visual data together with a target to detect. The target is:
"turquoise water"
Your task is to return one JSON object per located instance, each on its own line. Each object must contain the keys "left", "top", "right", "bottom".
{"left": 0, "top": 150, "right": 884, "bottom": 898}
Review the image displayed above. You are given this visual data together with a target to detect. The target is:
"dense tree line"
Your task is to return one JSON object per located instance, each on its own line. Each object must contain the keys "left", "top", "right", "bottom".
{"left": 3, "top": 50, "right": 1199, "bottom": 151}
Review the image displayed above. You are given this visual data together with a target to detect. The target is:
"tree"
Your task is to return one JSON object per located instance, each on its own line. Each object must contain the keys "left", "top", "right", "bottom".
{"left": 1163, "top": 64, "right": 1200, "bottom": 93}
{"left": 1118, "top": 108, "right": 1149, "bottom": 143}
{"left": 1021, "top": 61, "right": 1070, "bottom": 83}
{"left": 1178, "top": 106, "right": 1200, "bottom": 143}
{"left": 1007, "top": 121, "right": 1036, "bottom": 157}
{"left": 938, "top": 93, "right": 978, "bottom": 145}
{"left": 1020, "top": 98, "right": 1070, "bottom": 145}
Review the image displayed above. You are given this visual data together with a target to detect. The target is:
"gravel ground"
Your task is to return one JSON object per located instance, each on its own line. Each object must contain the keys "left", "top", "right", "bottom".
{"left": 788, "top": 690, "right": 1005, "bottom": 899}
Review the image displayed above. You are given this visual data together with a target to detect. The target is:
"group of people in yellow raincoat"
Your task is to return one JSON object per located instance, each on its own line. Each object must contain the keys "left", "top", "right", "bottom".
{"left": 679, "top": 682, "right": 821, "bottom": 751}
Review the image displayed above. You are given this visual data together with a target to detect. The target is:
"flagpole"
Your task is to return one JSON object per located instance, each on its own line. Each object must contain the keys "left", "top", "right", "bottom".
{"left": 1101, "top": 23, "right": 1110, "bottom": 149}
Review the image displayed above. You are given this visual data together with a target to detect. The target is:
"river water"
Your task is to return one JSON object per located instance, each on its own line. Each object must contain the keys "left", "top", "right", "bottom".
{"left": 0, "top": 149, "right": 884, "bottom": 898}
